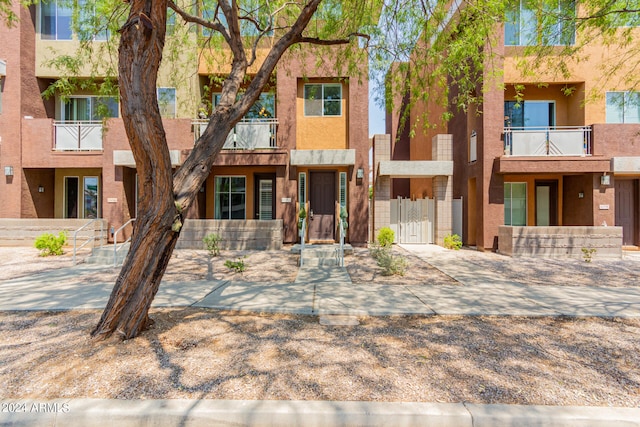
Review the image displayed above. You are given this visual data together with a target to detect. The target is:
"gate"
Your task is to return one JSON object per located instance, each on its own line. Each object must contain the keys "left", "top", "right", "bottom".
{"left": 390, "top": 197, "right": 434, "bottom": 244}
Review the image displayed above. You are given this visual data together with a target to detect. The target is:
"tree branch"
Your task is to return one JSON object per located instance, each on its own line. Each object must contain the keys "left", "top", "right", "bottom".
{"left": 167, "top": 0, "right": 231, "bottom": 46}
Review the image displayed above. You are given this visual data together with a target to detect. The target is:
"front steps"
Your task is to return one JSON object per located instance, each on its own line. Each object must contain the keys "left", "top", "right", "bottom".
{"left": 85, "top": 243, "right": 130, "bottom": 266}
{"left": 291, "top": 243, "right": 353, "bottom": 267}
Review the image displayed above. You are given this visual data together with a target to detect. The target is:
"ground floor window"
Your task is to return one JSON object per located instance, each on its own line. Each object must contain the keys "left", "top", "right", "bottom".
{"left": 504, "top": 182, "right": 527, "bottom": 226}
{"left": 83, "top": 176, "right": 99, "bottom": 218}
{"left": 215, "top": 176, "right": 246, "bottom": 219}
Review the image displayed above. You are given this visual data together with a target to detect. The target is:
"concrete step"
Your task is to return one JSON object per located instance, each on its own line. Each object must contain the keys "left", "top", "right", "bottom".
{"left": 291, "top": 243, "right": 353, "bottom": 256}
{"left": 86, "top": 244, "right": 129, "bottom": 266}
{"left": 301, "top": 257, "right": 338, "bottom": 267}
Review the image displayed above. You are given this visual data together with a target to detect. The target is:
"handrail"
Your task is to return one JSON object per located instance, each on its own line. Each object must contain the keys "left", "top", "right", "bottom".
{"left": 113, "top": 218, "right": 136, "bottom": 267}
{"left": 299, "top": 218, "right": 306, "bottom": 267}
{"left": 337, "top": 218, "right": 346, "bottom": 268}
{"left": 73, "top": 218, "right": 104, "bottom": 265}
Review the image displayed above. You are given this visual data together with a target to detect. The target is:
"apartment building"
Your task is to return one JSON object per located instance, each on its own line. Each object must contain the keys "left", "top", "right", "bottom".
{"left": 0, "top": 2, "right": 369, "bottom": 249}
{"left": 385, "top": 1, "right": 639, "bottom": 255}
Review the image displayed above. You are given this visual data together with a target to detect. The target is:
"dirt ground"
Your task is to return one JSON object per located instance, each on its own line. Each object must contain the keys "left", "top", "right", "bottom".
{"left": 0, "top": 246, "right": 639, "bottom": 405}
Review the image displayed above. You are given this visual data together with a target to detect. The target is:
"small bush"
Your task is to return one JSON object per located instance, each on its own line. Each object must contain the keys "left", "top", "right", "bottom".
{"left": 34, "top": 231, "right": 67, "bottom": 257}
{"left": 375, "top": 247, "right": 408, "bottom": 276}
{"left": 203, "top": 233, "right": 222, "bottom": 258}
{"left": 377, "top": 227, "right": 395, "bottom": 248}
{"left": 582, "top": 247, "right": 596, "bottom": 263}
{"left": 443, "top": 234, "right": 462, "bottom": 250}
{"left": 224, "top": 257, "right": 247, "bottom": 273}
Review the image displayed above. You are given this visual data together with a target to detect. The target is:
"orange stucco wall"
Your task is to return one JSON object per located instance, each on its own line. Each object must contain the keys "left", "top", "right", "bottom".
{"left": 295, "top": 79, "right": 348, "bottom": 150}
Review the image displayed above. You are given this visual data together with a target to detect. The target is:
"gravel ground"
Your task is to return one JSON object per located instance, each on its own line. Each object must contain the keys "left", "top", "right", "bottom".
{"left": 0, "top": 245, "right": 639, "bottom": 405}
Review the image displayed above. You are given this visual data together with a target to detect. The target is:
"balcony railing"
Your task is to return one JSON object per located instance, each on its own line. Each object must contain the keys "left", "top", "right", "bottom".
{"left": 193, "top": 118, "right": 278, "bottom": 150}
{"left": 53, "top": 121, "right": 103, "bottom": 151}
{"left": 503, "top": 126, "right": 592, "bottom": 156}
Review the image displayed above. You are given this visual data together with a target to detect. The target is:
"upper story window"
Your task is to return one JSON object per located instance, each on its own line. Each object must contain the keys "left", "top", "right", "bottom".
{"left": 61, "top": 96, "right": 119, "bottom": 121}
{"left": 505, "top": 0, "right": 576, "bottom": 46}
{"left": 41, "top": 0, "right": 109, "bottom": 41}
{"left": 504, "top": 100, "right": 556, "bottom": 128}
{"left": 304, "top": 83, "right": 342, "bottom": 117}
{"left": 157, "top": 88, "right": 177, "bottom": 119}
{"left": 606, "top": 91, "right": 640, "bottom": 123}
{"left": 212, "top": 92, "right": 275, "bottom": 119}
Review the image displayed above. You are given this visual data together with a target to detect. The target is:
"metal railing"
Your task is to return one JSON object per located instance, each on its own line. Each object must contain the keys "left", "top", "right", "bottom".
{"left": 193, "top": 118, "right": 278, "bottom": 149}
{"left": 73, "top": 218, "right": 104, "bottom": 265}
{"left": 503, "top": 126, "right": 592, "bottom": 156}
{"left": 299, "top": 218, "right": 307, "bottom": 267}
{"left": 336, "top": 218, "right": 346, "bottom": 268}
{"left": 53, "top": 121, "right": 104, "bottom": 151}
{"left": 113, "top": 218, "right": 136, "bottom": 267}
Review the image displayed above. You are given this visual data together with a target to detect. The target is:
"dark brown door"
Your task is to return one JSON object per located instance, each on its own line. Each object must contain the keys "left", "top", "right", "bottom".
{"left": 309, "top": 171, "right": 335, "bottom": 241}
{"left": 616, "top": 179, "right": 637, "bottom": 245}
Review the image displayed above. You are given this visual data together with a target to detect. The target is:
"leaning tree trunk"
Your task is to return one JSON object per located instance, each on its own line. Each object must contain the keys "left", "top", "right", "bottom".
{"left": 92, "top": 0, "right": 180, "bottom": 340}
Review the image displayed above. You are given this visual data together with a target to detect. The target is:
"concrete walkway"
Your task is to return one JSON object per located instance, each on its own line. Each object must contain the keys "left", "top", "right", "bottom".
{"left": 2, "top": 246, "right": 640, "bottom": 426}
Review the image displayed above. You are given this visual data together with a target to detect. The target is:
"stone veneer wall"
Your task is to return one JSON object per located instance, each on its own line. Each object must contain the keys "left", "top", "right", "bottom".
{"left": 498, "top": 226, "right": 623, "bottom": 258}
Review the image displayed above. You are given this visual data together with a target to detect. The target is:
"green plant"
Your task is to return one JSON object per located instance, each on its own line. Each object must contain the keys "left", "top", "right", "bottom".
{"left": 34, "top": 231, "right": 67, "bottom": 257}
{"left": 224, "top": 257, "right": 247, "bottom": 273}
{"left": 202, "top": 233, "right": 222, "bottom": 258}
{"left": 374, "top": 247, "right": 408, "bottom": 276}
{"left": 297, "top": 207, "right": 306, "bottom": 230}
{"left": 582, "top": 247, "right": 596, "bottom": 263}
{"left": 443, "top": 234, "right": 462, "bottom": 250}
{"left": 377, "top": 227, "right": 395, "bottom": 248}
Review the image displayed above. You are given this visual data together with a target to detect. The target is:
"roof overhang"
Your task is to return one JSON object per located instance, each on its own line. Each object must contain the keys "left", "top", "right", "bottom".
{"left": 113, "top": 150, "right": 182, "bottom": 168}
{"left": 497, "top": 156, "right": 611, "bottom": 174}
{"left": 290, "top": 149, "right": 355, "bottom": 166}
{"left": 377, "top": 160, "right": 453, "bottom": 178}
{"left": 611, "top": 157, "right": 640, "bottom": 175}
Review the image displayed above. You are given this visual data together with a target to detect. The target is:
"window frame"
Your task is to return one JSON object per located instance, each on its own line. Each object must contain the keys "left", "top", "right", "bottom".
{"left": 606, "top": 91, "right": 640, "bottom": 124}
{"left": 40, "top": 0, "right": 109, "bottom": 41}
{"left": 60, "top": 96, "right": 119, "bottom": 121}
{"left": 504, "top": 0, "right": 576, "bottom": 46}
{"left": 303, "top": 83, "right": 343, "bottom": 117}
{"left": 214, "top": 175, "right": 247, "bottom": 220}
{"left": 504, "top": 182, "right": 528, "bottom": 226}
{"left": 157, "top": 87, "right": 177, "bottom": 119}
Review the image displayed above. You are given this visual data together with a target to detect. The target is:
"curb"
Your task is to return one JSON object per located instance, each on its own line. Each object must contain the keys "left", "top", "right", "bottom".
{"left": 1, "top": 399, "right": 639, "bottom": 427}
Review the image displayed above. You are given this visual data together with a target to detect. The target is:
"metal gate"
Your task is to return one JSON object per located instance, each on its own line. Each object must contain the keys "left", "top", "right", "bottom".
{"left": 390, "top": 197, "right": 434, "bottom": 244}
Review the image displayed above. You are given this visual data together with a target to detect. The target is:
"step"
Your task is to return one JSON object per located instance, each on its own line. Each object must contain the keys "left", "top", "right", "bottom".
{"left": 291, "top": 243, "right": 353, "bottom": 256}
{"left": 85, "top": 245, "right": 129, "bottom": 266}
{"left": 300, "top": 257, "right": 339, "bottom": 267}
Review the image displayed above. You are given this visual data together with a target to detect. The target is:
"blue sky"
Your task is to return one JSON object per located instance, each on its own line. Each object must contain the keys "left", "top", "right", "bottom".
{"left": 369, "top": 87, "right": 386, "bottom": 137}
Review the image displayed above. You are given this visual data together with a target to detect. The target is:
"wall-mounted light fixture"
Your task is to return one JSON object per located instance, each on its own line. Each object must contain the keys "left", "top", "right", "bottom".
{"left": 578, "top": 192, "right": 584, "bottom": 199}
{"left": 600, "top": 173, "right": 610, "bottom": 186}
{"left": 356, "top": 168, "right": 364, "bottom": 179}
{"left": 4, "top": 166, "right": 13, "bottom": 176}
{"left": 38, "top": 185, "right": 45, "bottom": 193}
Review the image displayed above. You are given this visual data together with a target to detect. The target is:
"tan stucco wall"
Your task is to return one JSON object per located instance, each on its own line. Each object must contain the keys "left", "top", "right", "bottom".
{"left": 53, "top": 168, "right": 102, "bottom": 218}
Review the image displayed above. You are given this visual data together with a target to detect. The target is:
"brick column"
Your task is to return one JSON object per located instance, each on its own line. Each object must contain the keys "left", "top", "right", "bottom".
{"left": 432, "top": 134, "right": 453, "bottom": 245}
{"left": 373, "top": 134, "right": 391, "bottom": 242}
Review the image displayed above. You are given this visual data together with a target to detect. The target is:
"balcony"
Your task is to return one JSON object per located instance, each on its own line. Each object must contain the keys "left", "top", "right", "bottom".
{"left": 503, "top": 126, "right": 592, "bottom": 156}
{"left": 193, "top": 118, "right": 277, "bottom": 150}
{"left": 53, "top": 121, "right": 103, "bottom": 151}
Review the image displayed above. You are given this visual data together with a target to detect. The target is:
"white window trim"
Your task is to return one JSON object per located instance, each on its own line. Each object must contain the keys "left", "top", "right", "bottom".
{"left": 339, "top": 171, "right": 347, "bottom": 208}
{"left": 298, "top": 172, "right": 307, "bottom": 206}
{"left": 303, "top": 83, "right": 343, "bottom": 117}
{"left": 606, "top": 91, "right": 640, "bottom": 124}
{"left": 59, "top": 95, "right": 119, "bottom": 121}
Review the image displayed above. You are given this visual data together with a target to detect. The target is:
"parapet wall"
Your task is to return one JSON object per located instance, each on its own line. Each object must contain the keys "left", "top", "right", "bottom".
{"left": 176, "top": 219, "right": 283, "bottom": 250}
{"left": 498, "top": 226, "right": 623, "bottom": 258}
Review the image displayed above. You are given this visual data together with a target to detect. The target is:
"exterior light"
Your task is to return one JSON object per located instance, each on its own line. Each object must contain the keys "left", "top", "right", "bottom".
{"left": 38, "top": 185, "right": 45, "bottom": 193}
{"left": 600, "top": 174, "right": 610, "bottom": 186}
{"left": 356, "top": 168, "right": 364, "bottom": 179}
{"left": 4, "top": 166, "right": 13, "bottom": 176}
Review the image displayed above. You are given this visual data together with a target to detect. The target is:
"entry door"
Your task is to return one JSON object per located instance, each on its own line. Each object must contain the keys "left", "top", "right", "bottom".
{"left": 616, "top": 180, "right": 637, "bottom": 245}
{"left": 64, "top": 177, "right": 79, "bottom": 218}
{"left": 535, "top": 180, "right": 558, "bottom": 226}
{"left": 309, "top": 171, "right": 335, "bottom": 241}
{"left": 254, "top": 174, "right": 275, "bottom": 220}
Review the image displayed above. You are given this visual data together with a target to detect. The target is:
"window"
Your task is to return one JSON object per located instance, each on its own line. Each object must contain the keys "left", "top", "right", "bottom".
{"left": 41, "top": 0, "right": 108, "bottom": 41}
{"left": 606, "top": 91, "right": 640, "bottom": 123}
{"left": 304, "top": 83, "right": 342, "bottom": 116}
{"left": 62, "top": 96, "right": 119, "bottom": 121}
{"left": 41, "top": 0, "right": 72, "bottom": 40}
{"left": 298, "top": 172, "right": 307, "bottom": 205}
{"left": 504, "top": 100, "right": 555, "bottom": 128}
{"left": 212, "top": 92, "right": 275, "bottom": 119}
{"left": 83, "top": 176, "right": 99, "bottom": 218}
{"left": 215, "top": 176, "right": 246, "bottom": 219}
{"left": 504, "top": 183, "right": 527, "bottom": 226}
{"left": 339, "top": 172, "right": 347, "bottom": 208}
{"left": 157, "top": 88, "right": 176, "bottom": 118}
{"left": 505, "top": 0, "right": 575, "bottom": 46}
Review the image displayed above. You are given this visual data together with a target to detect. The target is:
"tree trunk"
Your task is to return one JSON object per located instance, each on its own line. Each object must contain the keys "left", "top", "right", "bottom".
{"left": 92, "top": 0, "right": 179, "bottom": 340}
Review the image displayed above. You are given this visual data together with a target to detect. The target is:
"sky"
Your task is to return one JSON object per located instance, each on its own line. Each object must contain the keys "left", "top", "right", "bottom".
{"left": 369, "top": 86, "right": 386, "bottom": 137}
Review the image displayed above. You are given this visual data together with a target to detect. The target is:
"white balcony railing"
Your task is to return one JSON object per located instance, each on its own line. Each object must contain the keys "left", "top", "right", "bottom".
{"left": 503, "top": 126, "right": 592, "bottom": 156}
{"left": 53, "top": 121, "right": 103, "bottom": 151}
{"left": 193, "top": 118, "right": 277, "bottom": 149}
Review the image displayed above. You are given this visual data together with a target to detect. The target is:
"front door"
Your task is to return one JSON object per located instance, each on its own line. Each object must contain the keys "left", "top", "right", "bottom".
{"left": 254, "top": 174, "right": 275, "bottom": 220}
{"left": 64, "top": 176, "right": 79, "bottom": 218}
{"left": 616, "top": 179, "right": 638, "bottom": 245}
{"left": 309, "top": 171, "right": 335, "bottom": 241}
{"left": 535, "top": 180, "right": 558, "bottom": 226}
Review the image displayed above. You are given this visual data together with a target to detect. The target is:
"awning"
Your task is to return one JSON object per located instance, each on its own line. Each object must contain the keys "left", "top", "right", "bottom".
{"left": 290, "top": 149, "right": 355, "bottom": 166}
{"left": 377, "top": 160, "right": 453, "bottom": 178}
{"left": 113, "top": 150, "right": 182, "bottom": 167}
{"left": 612, "top": 157, "right": 640, "bottom": 175}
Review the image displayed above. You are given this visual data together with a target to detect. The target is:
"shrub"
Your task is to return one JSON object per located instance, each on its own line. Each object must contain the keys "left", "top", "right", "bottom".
{"left": 375, "top": 247, "right": 408, "bottom": 276}
{"left": 443, "top": 234, "right": 462, "bottom": 250}
{"left": 34, "top": 231, "right": 67, "bottom": 257}
{"left": 377, "top": 227, "right": 395, "bottom": 248}
{"left": 582, "top": 247, "right": 596, "bottom": 263}
{"left": 224, "top": 257, "right": 247, "bottom": 273}
{"left": 202, "top": 233, "right": 222, "bottom": 258}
